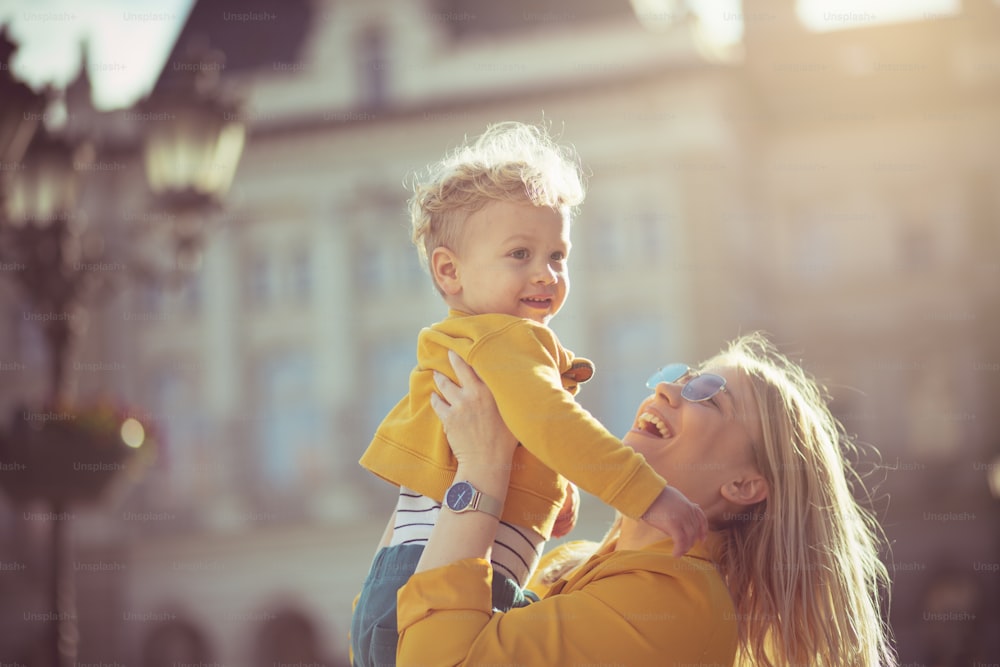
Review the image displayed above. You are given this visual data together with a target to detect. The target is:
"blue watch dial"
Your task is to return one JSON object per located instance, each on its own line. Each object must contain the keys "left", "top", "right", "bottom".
{"left": 446, "top": 481, "right": 474, "bottom": 511}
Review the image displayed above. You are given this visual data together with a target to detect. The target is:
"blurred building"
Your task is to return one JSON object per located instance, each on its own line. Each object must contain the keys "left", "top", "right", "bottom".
{"left": 1, "top": 0, "right": 999, "bottom": 664}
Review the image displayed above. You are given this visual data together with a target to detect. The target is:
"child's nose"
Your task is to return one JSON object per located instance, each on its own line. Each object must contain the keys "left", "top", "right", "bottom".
{"left": 533, "top": 262, "right": 558, "bottom": 284}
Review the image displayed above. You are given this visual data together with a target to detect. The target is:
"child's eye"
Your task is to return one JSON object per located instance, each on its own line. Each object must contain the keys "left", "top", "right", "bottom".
{"left": 510, "top": 249, "right": 529, "bottom": 260}
{"left": 550, "top": 251, "right": 566, "bottom": 262}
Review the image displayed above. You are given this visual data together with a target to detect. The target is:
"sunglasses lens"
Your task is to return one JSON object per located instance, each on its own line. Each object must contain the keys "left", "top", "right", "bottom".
{"left": 681, "top": 374, "right": 726, "bottom": 402}
{"left": 646, "top": 363, "right": 689, "bottom": 389}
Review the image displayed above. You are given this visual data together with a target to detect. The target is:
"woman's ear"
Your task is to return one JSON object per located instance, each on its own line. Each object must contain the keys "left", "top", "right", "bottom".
{"left": 431, "top": 247, "right": 461, "bottom": 296}
{"left": 721, "top": 474, "right": 769, "bottom": 507}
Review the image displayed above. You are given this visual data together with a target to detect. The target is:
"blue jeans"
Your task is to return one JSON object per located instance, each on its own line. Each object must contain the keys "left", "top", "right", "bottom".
{"left": 350, "top": 543, "right": 536, "bottom": 667}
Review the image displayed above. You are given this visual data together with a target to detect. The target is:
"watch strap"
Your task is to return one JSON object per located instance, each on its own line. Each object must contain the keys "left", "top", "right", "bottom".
{"left": 470, "top": 488, "right": 503, "bottom": 519}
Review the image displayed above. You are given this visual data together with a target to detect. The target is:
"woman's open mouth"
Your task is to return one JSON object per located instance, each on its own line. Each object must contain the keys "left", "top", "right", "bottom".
{"left": 636, "top": 411, "right": 670, "bottom": 438}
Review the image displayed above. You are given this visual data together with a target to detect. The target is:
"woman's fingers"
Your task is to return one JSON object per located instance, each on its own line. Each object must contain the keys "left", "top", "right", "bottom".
{"left": 434, "top": 350, "right": 518, "bottom": 463}
{"left": 436, "top": 351, "right": 488, "bottom": 411}
{"left": 433, "top": 351, "right": 475, "bottom": 408}
{"left": 446, "top": 350, "right": 481, "bottom": 389}
{"left": 432, "top": 370, "right": 457, "bottom": 405}
{"left": 429, "top": 388, "right": 448, "bottom": 414}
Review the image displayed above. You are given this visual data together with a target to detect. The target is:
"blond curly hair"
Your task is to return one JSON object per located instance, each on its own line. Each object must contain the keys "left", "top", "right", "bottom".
{"left": 408, "top": 121, "right": 585, "bottom": 292}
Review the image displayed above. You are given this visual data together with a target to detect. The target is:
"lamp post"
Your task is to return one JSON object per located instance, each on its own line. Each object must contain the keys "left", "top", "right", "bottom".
{"left": 140, "top": 46, "right": 245, "bottom": 274}
{"left": 1, "top": 132, "right": 93, "bottom": 404}
{"left": 0, "top": 33, "right": 245, "bottom": 667}
{"left": 0, "top": 27, "right": 45, "bottom": 166}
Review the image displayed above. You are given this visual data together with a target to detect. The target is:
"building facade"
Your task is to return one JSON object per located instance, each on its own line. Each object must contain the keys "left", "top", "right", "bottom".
{"left": 1, "top": 0, "right": 999, "bottom": 664}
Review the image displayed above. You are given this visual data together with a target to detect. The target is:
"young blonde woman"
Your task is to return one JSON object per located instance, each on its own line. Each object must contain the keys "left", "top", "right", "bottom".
{"left": 395, "top": 333, "right": 896, "bottom": 666}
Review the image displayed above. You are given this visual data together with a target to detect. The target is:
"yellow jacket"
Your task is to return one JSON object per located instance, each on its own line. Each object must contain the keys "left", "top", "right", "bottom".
{"left": 359, "top": 311, "right": 668, "bottom": 537}
{"left": 397, "top": 535, "right": 738, "bottom": 666}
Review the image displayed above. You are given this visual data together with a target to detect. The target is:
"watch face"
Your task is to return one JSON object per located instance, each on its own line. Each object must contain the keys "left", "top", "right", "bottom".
{"left": 446, "top": 481, "right": 474, "bottom": 511}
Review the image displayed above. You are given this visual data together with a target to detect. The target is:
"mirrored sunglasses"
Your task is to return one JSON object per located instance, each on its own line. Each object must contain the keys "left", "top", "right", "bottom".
{"left": 645, "top": 363, "right": 727, "bottom": 402}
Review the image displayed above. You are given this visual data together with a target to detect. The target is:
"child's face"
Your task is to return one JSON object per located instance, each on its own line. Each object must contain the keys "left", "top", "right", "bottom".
{"left": 448, "top": 199, "right": 571, "bottom": 325}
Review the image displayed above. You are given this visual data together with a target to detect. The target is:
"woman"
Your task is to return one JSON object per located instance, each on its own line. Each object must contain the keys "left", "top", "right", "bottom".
{"left": 395, "top": 333, "right": 896, "bottom": 666}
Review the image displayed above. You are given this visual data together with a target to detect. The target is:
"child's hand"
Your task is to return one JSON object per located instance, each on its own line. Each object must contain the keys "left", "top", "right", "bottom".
{"left": 551, "top": 482, "right": 579, "bottom": 539}
{"left": 641, "top": 486, "right": 708, "bottom": 558}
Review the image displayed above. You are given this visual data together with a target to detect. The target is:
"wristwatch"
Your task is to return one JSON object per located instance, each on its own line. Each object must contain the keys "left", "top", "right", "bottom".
{"left": 444, "top": 480, "right": 502, "bottom": 519}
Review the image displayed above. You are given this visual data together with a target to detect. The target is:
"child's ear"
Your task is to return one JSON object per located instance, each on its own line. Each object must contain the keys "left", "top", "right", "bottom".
{"left": 431, "top": 247, "right": 462, "bottom": 295}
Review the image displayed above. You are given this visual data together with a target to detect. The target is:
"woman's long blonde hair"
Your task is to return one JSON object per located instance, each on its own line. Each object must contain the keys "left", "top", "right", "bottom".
{"left": 540, "top": 332, "right": 896, "bottom": 665}
{"left": 713, "top": 332, "right": 895, "bottom": 666}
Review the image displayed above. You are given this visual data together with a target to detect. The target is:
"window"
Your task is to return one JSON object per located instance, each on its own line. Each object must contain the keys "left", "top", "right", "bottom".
{"left": 638, "top": 208, "right": 671, "bottom": 262}
{"left": 149, "top": 368, "right": 208, "bottom": 502}
{"left": 356, "top": 240, "right": 391, "bottom": 295}
{"left": 797, "top": 0, "right": 958, "bottom": 32}
{"left": 355, "top": 236, "right": 426, "bottom": 296}
{"left": 590, "top": 201, "right": 674, "bottom": 271}
{"left": 593, "top": 211, "right": 628, "bottom": 269}
{"left": 289, "top": 246, "right": 312, "bottom": 302}
{"left": 401, "top": 242, "right": 426, "bottom": 287}
{"left": 364, "top": 339, "right": 416, "bottom": 444}
{"left": 255, "top": 353, "right": 328, "bottom": 494}
{"left": 179, "top": 271, "right": 201, "bottom": 314}
{"left": 245, "top": 254, "right": 276, "bottom": 307}
{"left": 357, "top": 25, "right": 388, "bottom": 109}
{"left": 244, "top": 248, "right": 317, "bottom": 308}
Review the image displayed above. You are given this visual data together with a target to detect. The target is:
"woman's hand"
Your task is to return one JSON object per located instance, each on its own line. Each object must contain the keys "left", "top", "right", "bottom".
{"left": 430, "top": 350, "right": 519, "bottom": 468}
{"left": 416, "top": 351, "right": 517, "bottom": 576}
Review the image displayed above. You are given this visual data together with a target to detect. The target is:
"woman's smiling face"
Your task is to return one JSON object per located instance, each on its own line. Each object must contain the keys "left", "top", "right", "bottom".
{"left": 623, "top": 364, "right": 766, "bottom": 517}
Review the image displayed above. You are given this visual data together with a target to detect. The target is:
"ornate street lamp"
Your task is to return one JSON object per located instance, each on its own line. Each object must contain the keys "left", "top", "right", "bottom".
{"left": 3, "top": 133, "right": 87, "bottom": 227}
{"left": 0, "top": 132, "right": 93, "bottom": 404}
{"left": 140, "top": 46, "right": 245, "bottom": 272}
{"left": 0, "top": 27, "right": 45, "bottom": 166}
{"left": 0, "top": 35, "right": 245, "bottom": 667}
{"left": 0, "top": 126, "right": 133, "bottom": 667}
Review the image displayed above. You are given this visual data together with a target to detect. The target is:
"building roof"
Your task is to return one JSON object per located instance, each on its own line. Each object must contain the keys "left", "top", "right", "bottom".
{"left": 153, "top": 0, "right": 315, "bottom": 91}
{"left": 431, "top": 0, "right": 635, "bottom": 40}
